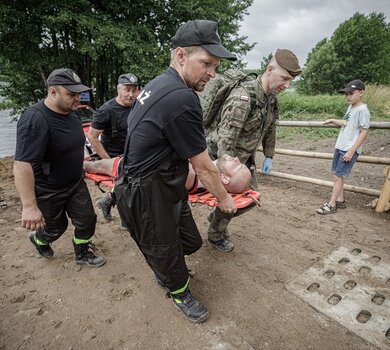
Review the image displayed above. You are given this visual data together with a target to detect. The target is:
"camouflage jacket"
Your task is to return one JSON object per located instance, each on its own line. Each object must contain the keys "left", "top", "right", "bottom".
{"left": 206, "top": 76, "right": 279, "bottom": 164}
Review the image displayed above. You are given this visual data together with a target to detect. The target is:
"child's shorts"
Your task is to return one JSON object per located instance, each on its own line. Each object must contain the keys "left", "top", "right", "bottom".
{"left": 331, "top": 148, "right": 359, "bottom": 177}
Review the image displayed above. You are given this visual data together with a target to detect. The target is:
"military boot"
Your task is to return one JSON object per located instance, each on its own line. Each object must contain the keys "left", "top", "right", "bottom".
{"left": 207, "top": 210, "right": 231, "bottom": 239}
{"left": 73, "top": 240, "right": 106, "bottom": 267}
{"left": 207, "top": 208, "right": 235, "bottom": 252}
{"left": 96, "top": 194, "right": 115, "bottom": 222}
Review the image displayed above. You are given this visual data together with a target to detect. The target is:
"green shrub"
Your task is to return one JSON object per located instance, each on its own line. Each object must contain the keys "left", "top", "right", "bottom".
{"left": 278, "top": 91, "right": 345, "bottom": 118}
{"left": 279, "top": 85, "right": 390, "bottom": 120}
{"left": 276, "top": 85, "right": 390, "bottom": 142}
{"left": 364, "top": 84, "right": 390, "bottom": 119}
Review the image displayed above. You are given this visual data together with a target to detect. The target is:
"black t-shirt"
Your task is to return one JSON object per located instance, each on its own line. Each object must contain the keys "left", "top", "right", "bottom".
{"left": 124, "top": 67, "right": 207, "bottom": 176}
{"left": 91, "top": 98, "right": 132, "bottom": 157}
{"left": 15, "top": 100, "right": 85, "bottom": 186}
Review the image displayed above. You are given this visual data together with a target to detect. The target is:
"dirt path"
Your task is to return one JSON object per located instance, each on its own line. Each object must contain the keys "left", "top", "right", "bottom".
{"left": 1, "top": 130, "right": 389, "bottom": 350}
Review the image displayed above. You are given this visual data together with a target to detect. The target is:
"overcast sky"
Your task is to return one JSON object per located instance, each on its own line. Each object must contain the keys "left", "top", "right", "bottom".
{"left": 239, "top": 0, "right": 390, "bottom": 69}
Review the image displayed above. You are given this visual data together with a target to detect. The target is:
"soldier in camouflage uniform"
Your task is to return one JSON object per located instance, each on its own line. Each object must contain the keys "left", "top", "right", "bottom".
{"left": 205, "top": 48, "right": 302, "bottom": 252}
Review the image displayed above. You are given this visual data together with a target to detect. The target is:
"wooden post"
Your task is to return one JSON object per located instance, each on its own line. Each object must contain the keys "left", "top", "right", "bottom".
{"left": 375, "top": 166, "right": 390, "bottom": 212}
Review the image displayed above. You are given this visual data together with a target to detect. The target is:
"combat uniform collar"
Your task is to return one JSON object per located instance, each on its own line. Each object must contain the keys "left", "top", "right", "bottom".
{"left": 254, "top": 76, "right": 277, "bottom": 105}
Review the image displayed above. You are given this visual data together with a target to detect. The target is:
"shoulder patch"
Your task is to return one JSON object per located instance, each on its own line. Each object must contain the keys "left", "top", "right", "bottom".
{"left": 240, "top": 95, "right": 249, "bottom": 102}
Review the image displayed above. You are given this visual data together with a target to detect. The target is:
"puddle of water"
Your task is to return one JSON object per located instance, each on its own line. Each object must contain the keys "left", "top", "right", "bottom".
{"left": 0, "top": 109, "right": 16, "bottom": 158}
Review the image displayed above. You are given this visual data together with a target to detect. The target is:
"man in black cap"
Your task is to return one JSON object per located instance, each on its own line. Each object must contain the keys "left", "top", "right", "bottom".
{"left": 88, "top": 73, "right": 139, "bottom": 159}
{"left": 115, "top": 19, "right": 237, "bottom": 323}
{"left": 14, "top": 68, "right": 106, "bottom": 267}
{"left": 204, "top": 48, "right": 302, "bottom": 252}
{"left": 88, "top": 73, "right": 139, "bottom": 222}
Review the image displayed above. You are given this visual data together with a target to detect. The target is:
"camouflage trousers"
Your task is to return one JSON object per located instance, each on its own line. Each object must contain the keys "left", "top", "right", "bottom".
{"left": 207, "top": 204, "right": 257, "bottom": 241}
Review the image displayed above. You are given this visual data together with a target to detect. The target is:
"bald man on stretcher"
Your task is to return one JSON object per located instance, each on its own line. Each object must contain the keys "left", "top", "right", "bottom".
{"left": 84, "top": 154, "right": 252, "bottom": 221}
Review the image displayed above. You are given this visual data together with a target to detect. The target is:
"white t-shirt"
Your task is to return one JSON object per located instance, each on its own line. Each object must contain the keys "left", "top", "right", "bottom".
{"left": 335, "top": 104, "right": 370, "bottom": 154}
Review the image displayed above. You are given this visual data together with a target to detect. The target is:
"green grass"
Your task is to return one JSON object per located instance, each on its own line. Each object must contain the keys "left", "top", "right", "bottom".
{"left": 276, "top": 84, "right": 390, "bottom": 142}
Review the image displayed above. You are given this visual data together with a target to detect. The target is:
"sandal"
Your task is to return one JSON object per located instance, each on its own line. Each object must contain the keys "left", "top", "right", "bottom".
{"left": 336, "top": 200, "right": 346, "bottom": 209}
{"left": 317, "top": 203, "right": 337, "bottom": 215}
{"left": 0, "top": 199, "right": 7, "bottom": 209}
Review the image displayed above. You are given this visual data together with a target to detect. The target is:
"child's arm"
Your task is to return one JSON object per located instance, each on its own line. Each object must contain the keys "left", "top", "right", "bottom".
{"left": 343, "top": 128, "right": 369, "bottom": 162}
{"left": 323, "top": 118, "right": 345, "bottom": 127}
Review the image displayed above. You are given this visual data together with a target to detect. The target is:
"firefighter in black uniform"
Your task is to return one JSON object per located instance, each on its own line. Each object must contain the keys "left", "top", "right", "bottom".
{"left": 14, "top": 68, "right": 106, "bottom": 267}
{"left": 88, "top": 73, "right": 139, "bottom": 159}
{"left": 115, "top": 20, "right": 237, "bottom": 323}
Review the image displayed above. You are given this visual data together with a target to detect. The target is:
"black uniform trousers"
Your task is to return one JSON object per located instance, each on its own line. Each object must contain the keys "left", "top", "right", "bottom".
{"left": 115, "top": 163, "right": 203, "bottom": 292}
{"left": 35, "top": 177, "right": 97, "bottom": 244}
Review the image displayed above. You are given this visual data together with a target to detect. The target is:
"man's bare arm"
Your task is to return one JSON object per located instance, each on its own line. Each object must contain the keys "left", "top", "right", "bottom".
{"left": 13, "top": 161, "right": 45, "bottom": 231}
{"left": 87, "top": 127, "right": 111, "bottom": 159}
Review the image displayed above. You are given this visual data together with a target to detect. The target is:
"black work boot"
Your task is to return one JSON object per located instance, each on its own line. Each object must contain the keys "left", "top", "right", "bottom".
{"left": 96, "top": 194, "right": 115, "bottom": 222}
{"left": 73, "top": 240, "right": 106, "bottom": 267}
{"left": 171, "top": 289, "right": 209, "bottom": 323}
{"left": 29, "top": 231, "right": 54, "bottom": 259}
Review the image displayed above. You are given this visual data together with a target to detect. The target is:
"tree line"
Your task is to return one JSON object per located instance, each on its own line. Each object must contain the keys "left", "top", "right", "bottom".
{"left": 0, "top": 0, "right": 253, "bottom": 115}
{"left": 0, "top": 4, "right": 388, "bottom": 116}
{"left": 298, "top": 12, "right": 389, "bottom": 94}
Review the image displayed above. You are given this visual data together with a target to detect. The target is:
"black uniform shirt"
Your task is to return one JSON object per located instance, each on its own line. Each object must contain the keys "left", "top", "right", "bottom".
{"left": 15, "top": 100, "right": 85, "bottom": 186}
{"left": 124, "top": 67, "right": 207, "bottom": 176}
{"left": 91, "top": 98, "right": 132, "bottom": 157}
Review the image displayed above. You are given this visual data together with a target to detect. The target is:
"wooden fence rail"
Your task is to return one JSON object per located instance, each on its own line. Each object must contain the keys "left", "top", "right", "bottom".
{"left": 257, "top": 170, "right": 381, "bottom": 197}
{"left": 277, "top": 120, "right": 390, "bottom": 129}
{"left": 258, "top": 148, "right": 390, "bottom": 166}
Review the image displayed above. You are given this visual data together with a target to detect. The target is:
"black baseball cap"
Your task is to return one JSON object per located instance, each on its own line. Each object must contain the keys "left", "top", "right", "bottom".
{"left": 171, "top": 19, "right": 237, "bottom": 61}
{"left": 47, "top": 68, "right": 91, "bottom": 93}
{"left": 339, "top": 79, "right": 365, "bottom": 93}
{"left": 118, "top": 73, "right": 138, "bottom": 86}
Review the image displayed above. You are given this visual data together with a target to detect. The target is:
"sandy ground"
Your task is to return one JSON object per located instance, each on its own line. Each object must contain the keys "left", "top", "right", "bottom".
{"left": 0, "top": 130, "right": 389, "bottom": 350}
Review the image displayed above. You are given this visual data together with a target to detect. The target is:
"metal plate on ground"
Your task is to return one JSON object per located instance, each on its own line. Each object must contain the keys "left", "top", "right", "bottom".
{"left": 286, "top": 245, "right": 390, "bottom": 349}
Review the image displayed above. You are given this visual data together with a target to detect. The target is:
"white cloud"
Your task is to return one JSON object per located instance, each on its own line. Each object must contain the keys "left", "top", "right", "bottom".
{"left": 239, "top": 0, "right": 390, "bottom": 68}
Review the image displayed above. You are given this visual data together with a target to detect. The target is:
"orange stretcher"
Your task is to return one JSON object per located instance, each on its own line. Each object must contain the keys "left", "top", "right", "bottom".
{"left": 85, "top": 172, "right": 115, "bottom": 190}
{"left": 188, "top": 189, "right": 260, "bottom": 209}
{"left": 85, "top": 169, "right": 261, "bottom": 208}
{"left": 84, "top": 156, "right": 121, "bottom": 191}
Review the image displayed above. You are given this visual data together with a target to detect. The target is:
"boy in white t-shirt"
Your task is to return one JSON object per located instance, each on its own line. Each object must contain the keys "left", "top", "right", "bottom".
{"left": 317, "top": 79, "right": 370, "bottom": 215}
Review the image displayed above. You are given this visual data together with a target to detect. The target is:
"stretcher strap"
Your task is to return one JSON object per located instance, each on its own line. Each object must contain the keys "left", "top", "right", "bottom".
{"left": 84, "top": 157, "right": 121, "bottom": 192}
{"left": 84, "top": 173, "right": 115, "bottom": 192}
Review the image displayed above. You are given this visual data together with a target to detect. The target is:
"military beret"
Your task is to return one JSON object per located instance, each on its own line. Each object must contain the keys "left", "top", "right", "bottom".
{"left": 275, "top": 49, "right": 302, "bottom": 77}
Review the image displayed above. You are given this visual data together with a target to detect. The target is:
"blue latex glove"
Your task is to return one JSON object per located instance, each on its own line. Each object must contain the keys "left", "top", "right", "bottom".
{"left": 262, "top": 157, "right": 273, "bottom": 174}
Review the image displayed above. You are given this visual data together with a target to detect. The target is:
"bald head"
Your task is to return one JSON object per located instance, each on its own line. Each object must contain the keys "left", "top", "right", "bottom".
{"left": 216, "top": 154, "right": 251, "bottom": 193}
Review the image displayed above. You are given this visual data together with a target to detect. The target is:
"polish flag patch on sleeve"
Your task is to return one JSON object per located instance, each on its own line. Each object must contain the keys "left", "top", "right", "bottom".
{"left": 240, "top": 95, "right": 249, "bottom": 101}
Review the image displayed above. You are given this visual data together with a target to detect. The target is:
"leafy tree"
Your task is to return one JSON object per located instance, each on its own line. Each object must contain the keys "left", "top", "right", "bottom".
{"left": 0, "top": 0, "right": 254, "bottom": 116}
{"left": 258, "top": 53, "right": 273, "bottom": 75}
{"left": 331, "top": 12, "right": 390, "bottom": 88}
{"left": 297, "top": 40, "right": 340, "bottom": 95}
{"left": 299, "top": 12, "right": 389, "bottom": 94}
